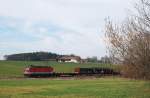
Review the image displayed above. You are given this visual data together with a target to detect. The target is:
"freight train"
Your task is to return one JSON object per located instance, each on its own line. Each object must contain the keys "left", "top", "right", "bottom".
{"left": 24, "top": 65, "right": 119, "bottom": 77}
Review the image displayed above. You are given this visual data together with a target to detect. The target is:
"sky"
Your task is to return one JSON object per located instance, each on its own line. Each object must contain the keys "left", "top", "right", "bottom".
{"left": 0, "top": 0, "right": 135, "bottom": 60}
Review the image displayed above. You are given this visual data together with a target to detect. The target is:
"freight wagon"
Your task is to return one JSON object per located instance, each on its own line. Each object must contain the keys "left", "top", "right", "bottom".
{"left": 74, "top": 67, "right": 115, "bottom": 75}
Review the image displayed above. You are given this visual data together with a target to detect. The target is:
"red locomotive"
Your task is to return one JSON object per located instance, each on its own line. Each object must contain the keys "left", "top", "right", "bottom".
{"left": 24, "top": 65, "right": 54, "bottom": 77}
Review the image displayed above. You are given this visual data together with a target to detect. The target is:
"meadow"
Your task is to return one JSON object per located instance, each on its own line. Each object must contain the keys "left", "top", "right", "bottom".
{"left": 0, "top": 61, "right": 149, "bottom": 98}
{"left": 0, "top": 78, "right": 149, "bottom": 98}
{"left": 0, "top": 61, "right": 118, "bottom": 78}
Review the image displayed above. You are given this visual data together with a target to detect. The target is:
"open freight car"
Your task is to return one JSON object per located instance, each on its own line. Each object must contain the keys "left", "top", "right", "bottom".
{"left": 24, "top": 65, "right": 54, "bottom": 77}
{"left": 74, "top": 67, "right": 117, "bottom": 75}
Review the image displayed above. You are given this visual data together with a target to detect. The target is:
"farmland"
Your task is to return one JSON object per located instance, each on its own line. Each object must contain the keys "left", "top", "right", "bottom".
{"left": 0, "top": 78, "right": 150, "bottom": 98}
{"left": 0, "top": 61, "right": 119, "bottom": 78}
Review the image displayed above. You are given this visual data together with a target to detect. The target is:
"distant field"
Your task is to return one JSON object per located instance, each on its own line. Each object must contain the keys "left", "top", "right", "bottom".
{"left": 0, "top": 78, "right": 149, "bottom": 98}
{"left": 0, "top": 61, "right": 119, "bottom": 78}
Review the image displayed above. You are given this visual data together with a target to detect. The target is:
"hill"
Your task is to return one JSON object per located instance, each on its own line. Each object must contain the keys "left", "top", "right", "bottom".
{"left": 4, "top": 52, "right": 60, "bottom": 61}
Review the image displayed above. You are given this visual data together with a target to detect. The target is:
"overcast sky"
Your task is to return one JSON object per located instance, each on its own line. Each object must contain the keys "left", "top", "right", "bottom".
{"left": 0, "top": 0, "right": 136, "bottom": 59}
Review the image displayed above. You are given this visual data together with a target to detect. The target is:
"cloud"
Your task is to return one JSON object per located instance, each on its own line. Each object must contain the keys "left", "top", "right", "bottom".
{"left": 0, "top": 0, "right": 134, "bottom": 59}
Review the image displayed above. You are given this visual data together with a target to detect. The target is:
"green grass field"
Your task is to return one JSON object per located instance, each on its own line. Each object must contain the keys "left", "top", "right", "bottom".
{"left": 0, "top": 78, "right": 149, "bottom": 98}
{"left": 0, "top": 61, "right": 149, "bottom": 98}
{"left": 0, "top": 61, "right": 119, "bottom": 78}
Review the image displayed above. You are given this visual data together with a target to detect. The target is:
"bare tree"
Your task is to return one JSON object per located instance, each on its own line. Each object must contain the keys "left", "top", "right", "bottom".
{"left": 105, "top": 0, "right": 150, "bottom": 79}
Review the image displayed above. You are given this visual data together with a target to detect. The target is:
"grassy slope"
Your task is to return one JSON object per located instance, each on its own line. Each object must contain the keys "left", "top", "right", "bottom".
{"left": 0, "top": 61, "right": 119, "bottom": 78}
{"left": 0, "top": 78, "right": 149, "bottom": 98}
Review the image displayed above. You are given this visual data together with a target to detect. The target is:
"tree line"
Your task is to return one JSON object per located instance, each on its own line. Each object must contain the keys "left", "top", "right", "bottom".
{"left": 4, "top": 52, "right": 62, "bottom": 61}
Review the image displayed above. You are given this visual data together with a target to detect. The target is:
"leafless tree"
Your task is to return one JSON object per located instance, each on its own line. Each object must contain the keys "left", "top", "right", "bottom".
{"left": 105, "top": 0, "right": 150, "bottom": 79}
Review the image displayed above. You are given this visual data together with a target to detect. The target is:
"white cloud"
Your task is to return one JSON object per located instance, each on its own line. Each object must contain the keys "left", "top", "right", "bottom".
{"left": 0, "top": 0, "right": 133, "bottom": 29}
